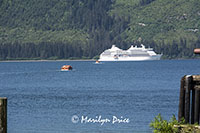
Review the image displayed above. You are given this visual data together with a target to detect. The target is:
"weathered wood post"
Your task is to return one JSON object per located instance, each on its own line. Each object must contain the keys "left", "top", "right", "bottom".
{"left": 0, "top": 98, "right": 7, "bottom": 133}
{"left": 193, "top": 50, "right": 200, "bottom": 124}
{"left": 194, "top": 89, "right": 200, "bottom": 124}
{"left": 191, "top": 87, "right": 195, "bottom": 124}
{"left": 184, "top": 75, "right": 193, "bottom": 123}
{"left": 178, "top": 76, "right": 186, "bottom": 122}
{"left": 193, "top": 75, "right": 200, "bottom": 124}
{"left": 178, "top": 49, "right": 200, "bottom": 124}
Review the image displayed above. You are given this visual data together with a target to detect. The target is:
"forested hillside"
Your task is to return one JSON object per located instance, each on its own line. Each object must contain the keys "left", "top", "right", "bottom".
{"left": 0, "top": 0, "right": 200, "bottom": 60}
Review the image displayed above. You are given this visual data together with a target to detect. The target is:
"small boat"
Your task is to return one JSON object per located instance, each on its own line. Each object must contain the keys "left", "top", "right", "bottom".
{"left": 95, "top": 60, "right": 100, "bottom": 64}
{"left": 61, "top": 65, "right": 72, "bottom": 71}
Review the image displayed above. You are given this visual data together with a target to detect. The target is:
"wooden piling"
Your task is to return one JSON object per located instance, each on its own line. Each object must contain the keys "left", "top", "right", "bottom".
{"left": 178, "top": 75, "right": 200, "bottom": 125}
{"left": 0, "top": 98, "right": 7, "bottom": 133}
{"left": 194, "top": 90, "right": 200, "bottom": 124}
{"left": 184, "top": 75, "right": 192, "bottom": 123}
{"left": 191, "top": 89, "right": 195, "bottom": 124}
{"left": 178, "top": 76, "right": 186, "bottom": 122}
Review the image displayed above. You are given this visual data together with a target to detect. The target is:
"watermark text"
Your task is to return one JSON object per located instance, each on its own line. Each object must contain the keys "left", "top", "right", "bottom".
{"left": 71, "top": 115, "right": 130, "bottom": 125}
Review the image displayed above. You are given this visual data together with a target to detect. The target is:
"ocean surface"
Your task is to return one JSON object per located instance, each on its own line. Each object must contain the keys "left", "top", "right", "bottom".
{"left": 0, "top": 60, "right": 200, "bottom": 133}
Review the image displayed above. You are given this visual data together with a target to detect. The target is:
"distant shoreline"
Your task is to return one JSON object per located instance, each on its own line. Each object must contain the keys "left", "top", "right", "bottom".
{"left": 0, "top": 59, "right": 96, "bottom": 62}
{"left": 0, "top": 58, "right": 200, "bottom": 62}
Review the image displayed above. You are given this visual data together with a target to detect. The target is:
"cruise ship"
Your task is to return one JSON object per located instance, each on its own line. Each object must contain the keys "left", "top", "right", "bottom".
{"left": 98, "top": 44, "right": 162, "bottom": 61}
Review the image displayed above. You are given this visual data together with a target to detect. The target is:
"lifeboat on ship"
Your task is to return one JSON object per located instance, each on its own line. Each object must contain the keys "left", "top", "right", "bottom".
{"left": 61, "top": 65, "right": 72, "bottom": 71}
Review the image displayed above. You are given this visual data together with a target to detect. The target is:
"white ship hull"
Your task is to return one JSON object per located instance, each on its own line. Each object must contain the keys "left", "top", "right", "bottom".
{"left": 98, "top": 44, "right": 162, "bottom": 61}
{"left": 99, "top": 55, "right": 162, "bottom": 61}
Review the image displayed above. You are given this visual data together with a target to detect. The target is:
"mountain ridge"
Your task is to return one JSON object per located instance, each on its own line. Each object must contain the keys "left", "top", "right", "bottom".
{"left": 0, "top": 0, "right": 200, "bottom": 59}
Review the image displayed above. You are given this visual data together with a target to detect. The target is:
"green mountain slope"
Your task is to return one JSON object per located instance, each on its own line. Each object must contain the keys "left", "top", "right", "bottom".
{"left": 0, "top": 0, "right": 200, "bottom": 59}
{"left": 0, "top": 0, "right": 89, "bottom": 44}
{"left": 111, "top": 0, "right": 200, "bottom": 44}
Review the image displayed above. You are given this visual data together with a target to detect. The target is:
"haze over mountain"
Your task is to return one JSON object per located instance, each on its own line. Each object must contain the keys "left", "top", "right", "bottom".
{"left": 0, "top": 0, "right": 200, "bottom": 59}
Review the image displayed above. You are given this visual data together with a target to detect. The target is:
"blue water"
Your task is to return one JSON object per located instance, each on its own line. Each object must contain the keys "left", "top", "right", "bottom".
{"left": 0, "top": 60, "right": 200, "bottom": 133}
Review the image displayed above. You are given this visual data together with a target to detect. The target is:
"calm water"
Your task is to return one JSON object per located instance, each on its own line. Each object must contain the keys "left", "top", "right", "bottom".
{"left": 0, "top": 60, "right": 200, "bottom": 133}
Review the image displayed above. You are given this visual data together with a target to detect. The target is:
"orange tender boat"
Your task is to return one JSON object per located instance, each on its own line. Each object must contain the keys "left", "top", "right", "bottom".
{"left": 61, "top": 65, "right": 72, "bottom": 71}
{"left": 95, "top": 60, "right": 100, "bottom": 64}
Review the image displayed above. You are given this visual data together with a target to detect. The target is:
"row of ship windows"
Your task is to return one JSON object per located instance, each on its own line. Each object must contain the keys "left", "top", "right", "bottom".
{"left": 102, "top": 54, "right": 150, "bottom": 57}
{"left": 103, "top": 52, "right": 148, "bottom": 54}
